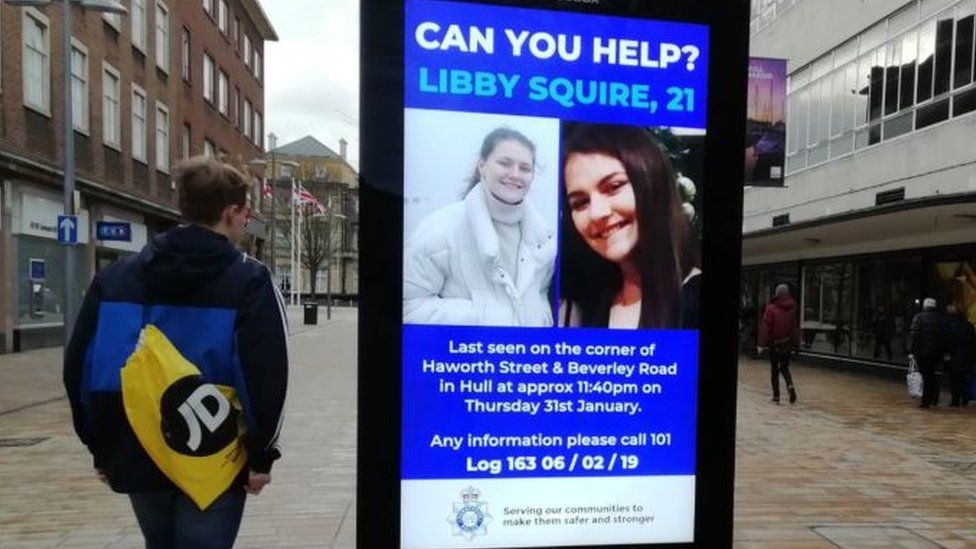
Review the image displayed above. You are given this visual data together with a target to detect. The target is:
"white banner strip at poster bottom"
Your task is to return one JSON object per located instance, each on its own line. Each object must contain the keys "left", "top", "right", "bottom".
{"left": 401, "top": 475, "right": 695, "bottom": 548}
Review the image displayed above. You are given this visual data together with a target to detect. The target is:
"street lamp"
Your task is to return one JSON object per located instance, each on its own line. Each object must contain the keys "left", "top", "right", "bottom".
{"left": 3, "top": 0, "right": 128, "bottom": 346}
{"left": 267, "top": 132, "right": 277, "bottom": 278}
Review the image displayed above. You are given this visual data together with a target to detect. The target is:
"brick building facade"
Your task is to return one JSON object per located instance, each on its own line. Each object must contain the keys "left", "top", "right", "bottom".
{"left": 0, "top": 1, "right": 277, "bottom": 352}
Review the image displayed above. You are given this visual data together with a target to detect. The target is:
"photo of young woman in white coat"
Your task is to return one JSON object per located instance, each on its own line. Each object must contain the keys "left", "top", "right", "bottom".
{"left": 403, "top": 127, "right": 557, "bottom": 326}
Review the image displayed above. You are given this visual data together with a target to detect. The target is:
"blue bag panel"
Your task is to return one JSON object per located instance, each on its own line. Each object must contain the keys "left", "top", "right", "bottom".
{"left": 89, "top": 303, "right": 143, "bottom": 392}
{"left": 88, "top": 302, "right": 237, "bottom": 392}
{"left": 149, "top": 305, "right": 237, "bottom": 385}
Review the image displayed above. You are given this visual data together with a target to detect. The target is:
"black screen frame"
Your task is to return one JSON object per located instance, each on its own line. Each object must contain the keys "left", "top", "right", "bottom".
{"left": 359, "top": 1, "right": 749, "bottom": 547}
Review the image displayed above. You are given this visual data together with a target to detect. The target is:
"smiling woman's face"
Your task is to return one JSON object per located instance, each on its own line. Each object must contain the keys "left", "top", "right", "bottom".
{"left": 564, "top": 152, "right": 638, "bottom": 263}
{"left": 479, "top": 139, "right": 535, "bottom": 204}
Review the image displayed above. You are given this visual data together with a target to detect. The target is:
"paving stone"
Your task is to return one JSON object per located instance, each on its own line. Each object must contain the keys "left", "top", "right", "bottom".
{"left": 3, "top": 309, "right": 976, "bottom": 546}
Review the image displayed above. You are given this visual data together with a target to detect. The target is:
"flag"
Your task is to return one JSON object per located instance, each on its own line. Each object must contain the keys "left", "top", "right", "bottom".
{"left": 261, "top": 178, "right": 272, "bottom": 198}
{"left": 293, "top": 183, "right": 325, "bottom": 213}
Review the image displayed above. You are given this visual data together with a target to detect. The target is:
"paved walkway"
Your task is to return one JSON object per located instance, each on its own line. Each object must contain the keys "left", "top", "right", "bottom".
{"left": 1, "top": 311, "right": 974, "bottom": 547}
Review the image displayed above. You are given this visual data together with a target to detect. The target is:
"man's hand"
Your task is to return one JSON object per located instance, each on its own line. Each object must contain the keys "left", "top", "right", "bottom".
{"left": 246, "top": 472, "right": 271, "bottom": 495}
{"left": 756, "top": 346, "right": 766, "bottom": 355}
{"left": 95, "top": 468, "right": 108, "bottom": 486}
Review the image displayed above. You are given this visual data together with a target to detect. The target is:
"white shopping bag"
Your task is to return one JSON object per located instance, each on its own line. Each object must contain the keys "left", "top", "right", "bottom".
{"left": 906, "top": 355, "right": 923, "bottom": 398}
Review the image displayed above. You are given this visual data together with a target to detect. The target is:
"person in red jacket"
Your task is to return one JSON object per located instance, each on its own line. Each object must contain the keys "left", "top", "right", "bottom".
{"left": 758, "top": 284, "right": 800, "bottom": 404}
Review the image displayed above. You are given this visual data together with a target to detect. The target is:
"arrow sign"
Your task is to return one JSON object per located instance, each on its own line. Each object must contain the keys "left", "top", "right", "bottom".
{"left": 57, "top": 215, "right": 78, "bottom": 244}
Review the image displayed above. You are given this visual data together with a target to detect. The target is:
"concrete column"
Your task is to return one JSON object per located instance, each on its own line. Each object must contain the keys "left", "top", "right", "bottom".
{"left": 0, "top": 181, "right": 14, "bottom": 353}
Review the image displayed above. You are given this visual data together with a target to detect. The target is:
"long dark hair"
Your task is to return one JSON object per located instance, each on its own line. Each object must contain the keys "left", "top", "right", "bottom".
{"left": 560, "top": 123, "right": 697, "bottom": 328}
{"left": 464, "top": 127, "right": 537, "bottom": 195}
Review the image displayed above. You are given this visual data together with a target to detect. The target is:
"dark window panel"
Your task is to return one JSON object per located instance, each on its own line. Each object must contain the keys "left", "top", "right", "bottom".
{"left": 954, "top": 86, "right": 976, "bottom": 115}
{"left": 934, "top": 16, "right": 954, "bottom": 95}
{"left": 869, "top": 65, "right": 885, "bottom": 121}
{"left": 954, "top": 14, "right": 974, "bottom": 88}
{"left": 916, "top": 97, "right": 950, "bottom": 128}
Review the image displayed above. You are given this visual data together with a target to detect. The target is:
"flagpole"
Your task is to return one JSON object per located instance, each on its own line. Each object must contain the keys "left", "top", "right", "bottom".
{"left": 290, "top": 177, "right": 297, "bottom": 306}
{"left": 297, "top": 196, "right": 304, "bottom": 305}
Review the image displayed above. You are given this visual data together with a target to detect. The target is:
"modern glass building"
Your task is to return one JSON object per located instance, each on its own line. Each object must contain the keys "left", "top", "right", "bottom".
{"left": 745, "top": 0, "right": 976, "bottom": 370}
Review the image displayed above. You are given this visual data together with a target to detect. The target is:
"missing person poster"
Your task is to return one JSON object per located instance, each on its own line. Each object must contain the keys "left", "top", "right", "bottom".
{"left": 745, "top": 57, "right": 786, "bottom": 186}
{"left": 400, "top": 1, "right": 708, "bottom": 546}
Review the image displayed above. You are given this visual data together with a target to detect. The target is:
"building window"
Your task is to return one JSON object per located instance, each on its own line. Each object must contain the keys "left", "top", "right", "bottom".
{"left": 155, "top": 1, "right": 170, "bottom": 72}
{"left": 801, "top": 262, "right": 855, "bottom": 356}
{"left": 204, "top": 139, "right": 216, "bottom": 157}
{"left": 182, "top": 123, "right": 191, "bottom": 159}
{"left": 103, "top": 12, "right": 121, "bottom": 31}
{"left": 22, "top": 9, "right": 50, "bottom": 115}
{"left": 954, "top": 1, "right": 975, "bottom": 89}
{"left": 203, "top": 0, "right": 213, "bottom": 15}
{"left": 934, "top": 11, "right": 955, "bottom": 97}
{"left": 233, "top": 87, "right": 240, "bottom": 126}
{"left": 254, "top": 111, "right": 262, "bottom": 148}
{"left": 243, "top": 98, "right": 252, "bottom": 139}
{"left": 243, "top": 34, "right": 252, "bottom": 69}
{"left": 70, "top": 41, "right": 89, "bottom": 133}
{"left": 181, "top": 27, "right": 190, "bottom": 82}
{"left": 218, "top": 0, "right": 228, "bottom": 34}
{"left": 156, "top": 102, "right": 170, "bottom": 172}
{"left": 233, "top": 17, "right": 240, "bottom": 50}
{"left": 254, "top": 50, "right": 262, "bottom": 81}
{"left": 218, "top": 69, "right": 228, "bottom": 115}
{"left": 102, "top": 63, "right": 121, "bottom": 148}
{"left": 203, "top": 53, "right": 214, "bottom": 102}
{"left": 132, "top": 0, "right": 147, "bottom": 51}
{"left": 132, "top": 85, "right": 148, "bottom": 162}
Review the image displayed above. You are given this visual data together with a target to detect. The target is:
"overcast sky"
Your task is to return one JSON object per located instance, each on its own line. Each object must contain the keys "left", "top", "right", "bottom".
{"left": 263, "top": 1, "right": 360, "bottom": 170}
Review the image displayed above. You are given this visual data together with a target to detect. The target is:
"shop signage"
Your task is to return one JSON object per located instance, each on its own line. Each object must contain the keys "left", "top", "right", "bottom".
{"left": 96, "top": 221, "right": 133, "bottom": 242}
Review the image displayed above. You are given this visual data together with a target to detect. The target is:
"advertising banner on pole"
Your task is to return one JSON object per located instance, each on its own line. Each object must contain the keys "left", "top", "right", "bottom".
{"left": 360, "top": 1, "right": 749, "bottom": 547}
{"left": 745, "top": 57, "right": 787, "bottom": 186}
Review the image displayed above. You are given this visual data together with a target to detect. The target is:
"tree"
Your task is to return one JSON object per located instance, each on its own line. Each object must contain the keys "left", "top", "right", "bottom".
{"left": 299, "top": 205, "right": 340, "bottom": 295}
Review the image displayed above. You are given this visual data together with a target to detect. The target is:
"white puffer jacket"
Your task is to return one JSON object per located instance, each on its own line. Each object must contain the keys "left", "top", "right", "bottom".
{"left": 403, "top": 184, "right": 556, "bottom": 326}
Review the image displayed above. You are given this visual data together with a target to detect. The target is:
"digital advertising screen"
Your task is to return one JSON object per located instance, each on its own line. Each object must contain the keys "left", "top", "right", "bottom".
{"left": 745, "top": 57, "right": 787, "bottom": 187}
{"left": 399, "top": 1, "right": 710, "bottom": 546}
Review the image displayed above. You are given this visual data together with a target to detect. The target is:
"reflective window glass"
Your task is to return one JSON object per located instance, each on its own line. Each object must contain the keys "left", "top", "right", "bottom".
{"left": 900, "top": 31, "right": 918, "bottom": 110}
{"left": 934, "top": 12, "right": 955, "bottom": 95}
{"left": 953, "top": 1, "right": 975, "bottom": 88}
{"left": 917, "top": 19, "right": 936, "bottom": 101}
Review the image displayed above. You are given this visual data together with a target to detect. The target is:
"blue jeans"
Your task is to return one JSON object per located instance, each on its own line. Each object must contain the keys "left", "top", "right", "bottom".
{"left": 129, "top": 487, "right": 246, "bottom": 549}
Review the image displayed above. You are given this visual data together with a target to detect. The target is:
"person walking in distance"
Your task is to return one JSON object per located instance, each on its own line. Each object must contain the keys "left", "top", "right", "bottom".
{"left": 945, "top": 302, "right": 974, "bottom": 407}
{"left": 909, "top": 298, "right": 949, "bottom": 408}
{"left": 758, "top": 284, "right": 800, "bottom": 404}
{"left": 63, "top": 157, "right": 289, "bottom": 548}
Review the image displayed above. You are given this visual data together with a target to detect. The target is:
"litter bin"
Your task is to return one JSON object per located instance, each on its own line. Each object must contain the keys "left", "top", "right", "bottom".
{"left": 303, "top": 302, "right": 318, "bottom": 325}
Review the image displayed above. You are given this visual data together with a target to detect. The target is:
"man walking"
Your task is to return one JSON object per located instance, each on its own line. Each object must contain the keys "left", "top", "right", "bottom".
{"left": 758, "top": 284, "right": 800, "bottom": 404}
{"left": 909, "top": 297, "right": 948, "bottom": 408}
{"left": 945, "top": 303, "right": 974, "bottom": 407}
{"left": 64, "top": 157, "right": 289, "bottom": 547}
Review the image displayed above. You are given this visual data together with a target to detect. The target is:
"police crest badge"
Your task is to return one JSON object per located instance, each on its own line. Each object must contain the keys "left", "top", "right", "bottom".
{"left": 447, "top": 486, "right": 492, "bottom": 540}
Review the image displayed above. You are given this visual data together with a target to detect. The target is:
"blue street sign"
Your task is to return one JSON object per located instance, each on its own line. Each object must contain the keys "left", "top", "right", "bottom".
{"left": 96, "top": 221, "right": 132, "bottom": 242}
{"left": 57, "top": 215, "right": 78, "bottom": 244}
{"left": 29, "top": 259, "right": 45, "bottom": 281}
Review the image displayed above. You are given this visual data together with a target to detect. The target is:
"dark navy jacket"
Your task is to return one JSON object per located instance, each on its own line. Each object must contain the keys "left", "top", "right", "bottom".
{"left": 64, "top": 225, "right": 288, "bottom": 493}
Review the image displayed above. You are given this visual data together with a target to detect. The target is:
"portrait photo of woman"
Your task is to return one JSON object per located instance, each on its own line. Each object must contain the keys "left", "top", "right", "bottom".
{"left": 559, "top": 122, "right": 701, "bottom": 330}
{"left": 403, "top": 110, "right": 558, "bottom": 327}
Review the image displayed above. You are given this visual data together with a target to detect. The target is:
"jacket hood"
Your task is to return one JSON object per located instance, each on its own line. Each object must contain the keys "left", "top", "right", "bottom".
{"left": 772, "top": 294, "right": 796, "bottom": 312}
{"left": 139, "top": 225, "right": 240, "bottom": 296}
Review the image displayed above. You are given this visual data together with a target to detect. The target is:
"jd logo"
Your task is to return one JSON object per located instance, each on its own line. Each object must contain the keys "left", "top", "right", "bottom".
{"left": 160, "top": 376, "right": 239, "bottom": 456}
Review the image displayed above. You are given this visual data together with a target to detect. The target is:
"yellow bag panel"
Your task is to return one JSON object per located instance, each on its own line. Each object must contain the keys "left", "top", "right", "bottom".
{"left": 121, "top": 324, "right": 247, "bottom": 510}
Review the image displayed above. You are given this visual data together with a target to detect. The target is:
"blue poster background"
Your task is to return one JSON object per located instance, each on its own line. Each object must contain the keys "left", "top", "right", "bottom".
{"left": 402, "top": 325, "right": 699, "bottom": 479}
{"left": 405, "top": 0, "right": 709, "bottom": 128}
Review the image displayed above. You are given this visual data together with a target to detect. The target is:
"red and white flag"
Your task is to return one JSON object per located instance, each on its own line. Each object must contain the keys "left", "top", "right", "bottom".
{"left": 261, "top": 178, "right": 272, "bottom": 198}
{"left": 294, "top": 183, "right": 325, "bottom": 213}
